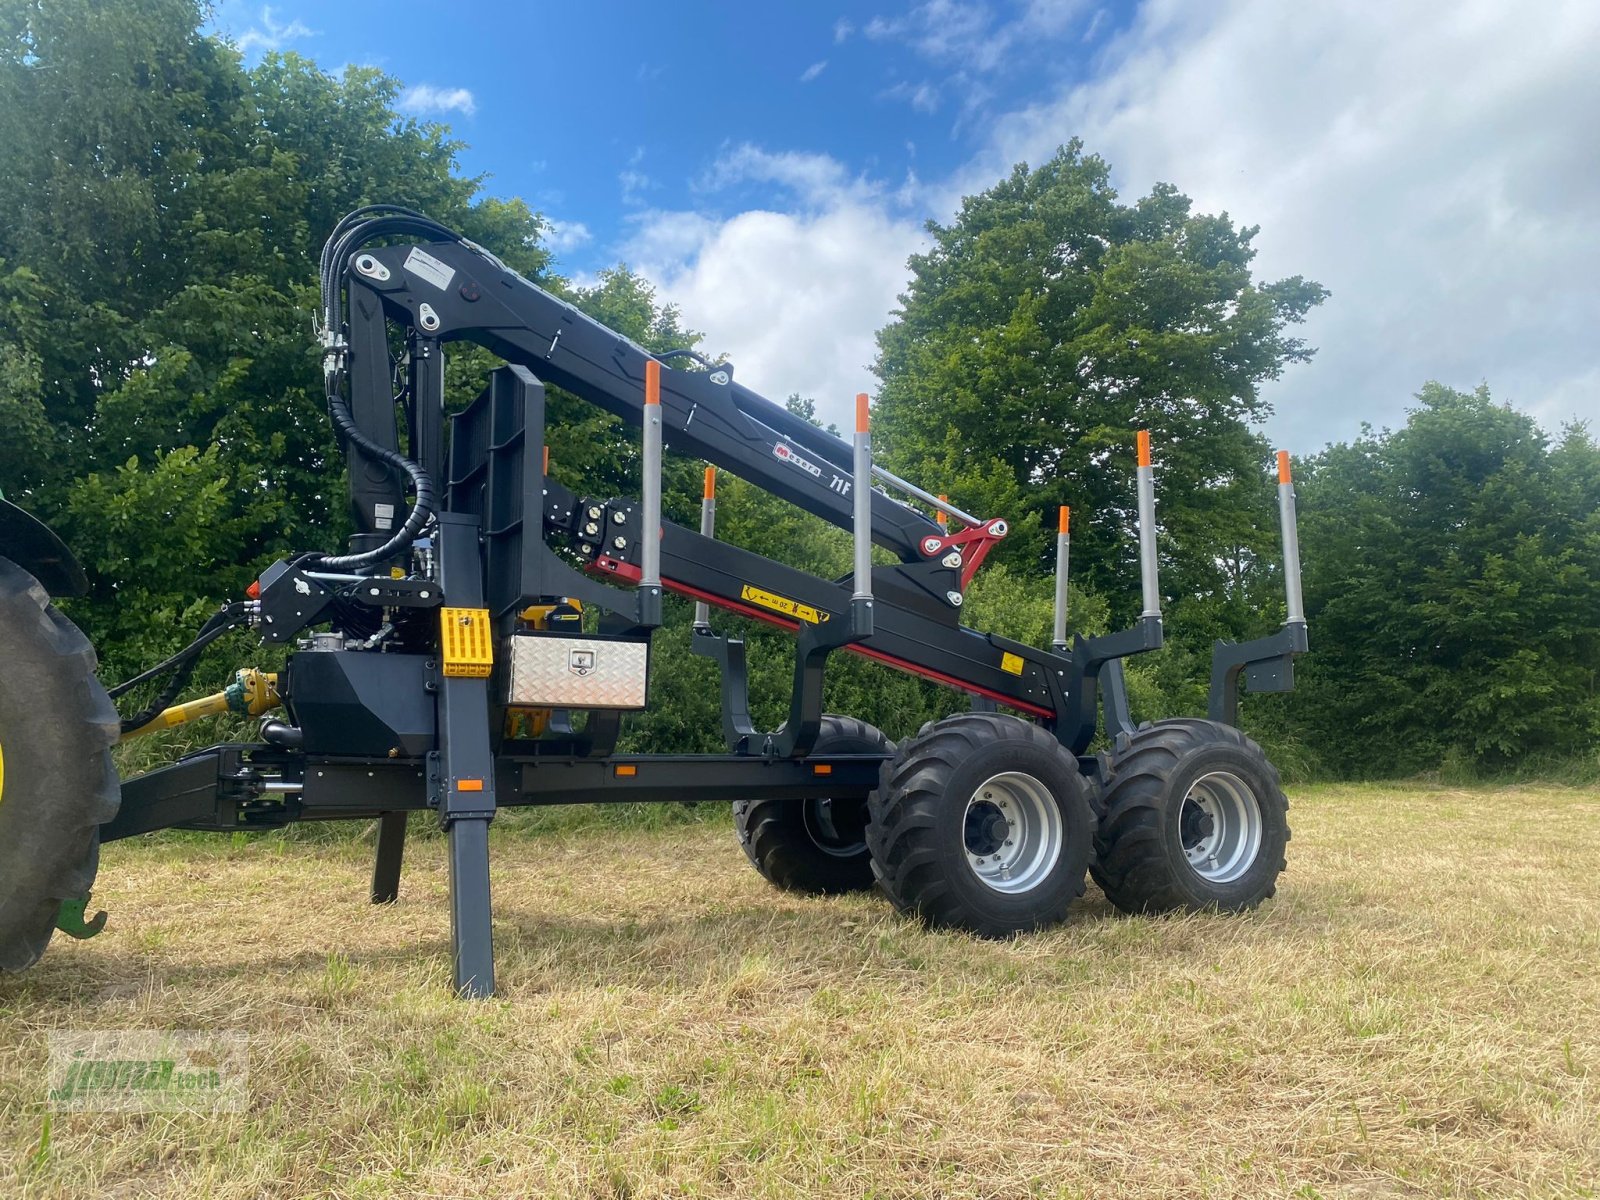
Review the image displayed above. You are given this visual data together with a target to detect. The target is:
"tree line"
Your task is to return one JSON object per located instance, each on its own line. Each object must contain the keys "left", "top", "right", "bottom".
{"left": 2, "top": 0, "right": 1595, "bottom": 779}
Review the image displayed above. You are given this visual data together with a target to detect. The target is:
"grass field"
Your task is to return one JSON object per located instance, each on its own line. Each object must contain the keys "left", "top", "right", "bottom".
{"left": 2, "top": 782, "right": 1596, "bottom": 1198}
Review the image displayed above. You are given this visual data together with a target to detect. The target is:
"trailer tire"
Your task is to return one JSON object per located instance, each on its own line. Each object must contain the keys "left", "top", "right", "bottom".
{"left": 1092, "top": 718, "right": 1288, "bottom": 914}
{"left": 0, "top": 557, "right": 120, "bottom": 971}
{"left": 733, "top": 716, "right": 892, "bottom": 895}
{"left": 867, "top": 713, "right": 1095, "bottom": 937}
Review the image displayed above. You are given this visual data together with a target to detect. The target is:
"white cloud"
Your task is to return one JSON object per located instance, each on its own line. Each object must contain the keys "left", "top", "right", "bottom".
{"left": 623, "top": 149, "right": 925, "bottom": 427}
{"left": 702, "top": 144, "right": 873, "bottom": 207}
{"left": 544, "top": 219, "right": 593, "bottom": 254}
{"left": 962, "top": 0, "right": 1600, "bottom": 446}
{"left": 881, "top": 80, "right": 940, "bottom": 113}
{"left": 865, "top": 0, "right": 1094, "bottom": 74}
{"left": 626, "top": 206, "right": 923, "bottom": 428}
{"left": 800, "top": 60, "right": 829, "bottom": 83}
{"left": 397, "top": 84, "right": 476, "bottom": 117}
{"left": 620, "top": 169, "right": 656, "bottom": 206}
{"left": 834, "top": 17, "right": 855, "bottom": 43}
{"left": 233, "top": 5, "right": 316, "bottom": 53}
{"left": 624, "top": 1, "right": 1600, "bottom": 449}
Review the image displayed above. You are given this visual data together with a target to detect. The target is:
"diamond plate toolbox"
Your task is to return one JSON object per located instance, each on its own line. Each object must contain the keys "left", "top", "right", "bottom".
{"left": 506, "top": 633, "right": 649, "bottom": 710}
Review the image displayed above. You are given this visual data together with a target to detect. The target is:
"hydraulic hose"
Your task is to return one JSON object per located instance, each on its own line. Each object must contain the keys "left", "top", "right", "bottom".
{"left": 304, "top": 388, "right": 436, "bottom": 571}
{"left": 111, "top": 602, "right": 251, "bottom": 734}
{"left": 308, "top": 207, "right": 460, "bottom": 572}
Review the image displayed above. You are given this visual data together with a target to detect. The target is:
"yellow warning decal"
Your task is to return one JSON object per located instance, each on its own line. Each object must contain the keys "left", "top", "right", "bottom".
{"left": 740, "top": 584, "right": 830, "bottom": 625}
{"left": 441, "top": 607, "right": 494, "bottom": 678}
{"left": 1000, "top": 652, "right": 1025, "bottom": 676}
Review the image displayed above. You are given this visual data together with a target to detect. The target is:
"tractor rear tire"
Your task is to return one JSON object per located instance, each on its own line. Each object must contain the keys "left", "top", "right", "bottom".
{"left": 733, "top": 715, "right": 892, "bottom": 895}
{"left": 867, "top": 713, "right": 1095, "bottom": 937}
{"left": 1092, "top": 718, "right": 1288, "bottom": 914}
{"left": 0, "top": 557, "right": 121, "bottom": 971}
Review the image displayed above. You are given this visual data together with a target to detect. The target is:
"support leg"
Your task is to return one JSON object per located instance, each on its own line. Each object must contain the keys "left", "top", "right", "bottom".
{"left": 446, "top": 816, "right": 495, "bottom": 997}
{"left": 432, "top": 511, "right": 500, "bottom": 998}
{"left": 370, "top": 811, "right": 407, "bottom": 903}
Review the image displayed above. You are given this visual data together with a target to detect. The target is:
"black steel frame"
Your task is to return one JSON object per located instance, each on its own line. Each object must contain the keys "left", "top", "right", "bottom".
{"left": 104, "top": 224, "right": 1304, "bottom": 996}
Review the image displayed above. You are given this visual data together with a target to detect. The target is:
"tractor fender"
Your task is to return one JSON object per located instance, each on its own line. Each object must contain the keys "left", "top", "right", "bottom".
{"left": 0, "top": 498, "right": 87, "bottom": 598}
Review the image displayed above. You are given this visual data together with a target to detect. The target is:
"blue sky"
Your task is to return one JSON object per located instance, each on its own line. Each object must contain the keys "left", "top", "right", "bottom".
{"left": 211, "top": 1, "right": 1599, "bottom": 449}
{"left": 213, "top": 2, "right": 1138, "bottom": 275}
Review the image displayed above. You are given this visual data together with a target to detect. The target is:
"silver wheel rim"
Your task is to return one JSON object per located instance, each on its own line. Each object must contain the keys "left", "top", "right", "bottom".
{"left": 963, "top": 772, "right": 1062, "bottom": 894}
{"left": 802, "top": 797, "right": 866, "bottom": 858}
{"left": 1180, "top": 770, "right": 1263, "bottom": 883}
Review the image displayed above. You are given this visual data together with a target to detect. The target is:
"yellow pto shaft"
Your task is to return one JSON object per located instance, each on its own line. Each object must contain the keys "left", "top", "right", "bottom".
{"left": 120, "top": 668, "right": 280, "bottom": 742}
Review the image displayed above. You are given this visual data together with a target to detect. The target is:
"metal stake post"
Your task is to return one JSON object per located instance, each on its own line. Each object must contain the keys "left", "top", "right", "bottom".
{"left": 1277, "top": 451, "right": 1306, "bottom": 626}
{"left": 1052, "top": 505, "right": 1071, "bottom": 653}
{"left": 1136, "top": 430, "right": 1162, "bottom": 621}
{"left": 851, "top": 393, "right": 874, "bottom": 636}
{"left": 639, "top": 360, "right": 664, "bottom": 627}
{"left": 694, "top": 467, "right": 716, "bottom": 630}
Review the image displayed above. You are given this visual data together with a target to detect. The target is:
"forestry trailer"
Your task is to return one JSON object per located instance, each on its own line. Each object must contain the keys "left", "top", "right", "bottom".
{"left": 0, "top": 207, "right": 1308, "bottom": 996}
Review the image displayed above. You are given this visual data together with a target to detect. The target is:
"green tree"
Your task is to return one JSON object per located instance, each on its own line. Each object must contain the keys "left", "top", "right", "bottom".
{"left": 1291, "top": 384, "right": 1600, "bottom": 775}
{"left": 873, "top": 143, "right": 1326, "bottom": 643}
{"left": 0, "top": 0, "right": 553, "bottom": 681}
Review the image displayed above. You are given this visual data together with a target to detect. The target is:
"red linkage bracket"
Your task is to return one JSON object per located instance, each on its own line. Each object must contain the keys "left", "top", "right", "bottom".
{"left": 913, "top": 518, "right": 1009, "bottom": 590}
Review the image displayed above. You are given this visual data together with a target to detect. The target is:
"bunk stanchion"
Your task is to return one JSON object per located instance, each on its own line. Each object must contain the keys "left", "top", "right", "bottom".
{"left": 1052, "top": 505, "right": 1071, "bottom": 653}
{"left": 1277, "top": 451, "right": 1306, "bottom": 627}
{"left": 640, "top": 359, "right": 664, "bottom": 625}
{"left": 694, "top": 466, "right": 716, "bottom": 630}
{"left": 851, "top": 393, "right": 874, "bottom": 635}
{"left": 1136, "top": 430, "right": 1161, "bottom": 622}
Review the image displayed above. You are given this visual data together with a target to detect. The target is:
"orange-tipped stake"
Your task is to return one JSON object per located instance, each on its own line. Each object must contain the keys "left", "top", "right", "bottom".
{"left": 1052, "top": 506, "right": 1072, "bottom": 649}
{"left": 640, "top": 359, "right": 663, "bottom": 596}
{"left": 694, "top": 465, "right": 718, "bottom": 629}
{"left": 644, "top": 358, "right": 661, "bottom": 406}
{"left": 1277, "top": 449, "right": 1305, "bottom": 625}
{"left": 1135, "top": 430, "right": 1160, "bottom": 619}
{"left": 851, "top": 393, "right": 873, "bottom": 606}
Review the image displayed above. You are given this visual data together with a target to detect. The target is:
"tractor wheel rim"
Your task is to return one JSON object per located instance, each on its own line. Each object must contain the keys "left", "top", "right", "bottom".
{"left": 963, "top": 772, "right": 1062, "bottom": 894}
{"left": 1180, "top": 770, "right": 1263, "bottom": 884}
{"left": 802, "top": 797, "right": 866, "bottom": 858}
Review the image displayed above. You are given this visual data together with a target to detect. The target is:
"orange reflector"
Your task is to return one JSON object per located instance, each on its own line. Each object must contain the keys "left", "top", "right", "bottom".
{"left": 1136, "top": 430, "right": 1152, "bottom": 468}
{"left": 245, "top": 580, "right": 260, "bottom": 600}
{"left": 812, "top": 763, "right": 833, "bottom": 776}
{"left": 936, "top": 494, "right": 948, "bottom": 528}
{"left": 543, "top": 444, "right": 550, "bottom": 475}
{"left": 855, "top": 393, "right": 870, "bottom": 433}
{"left": 644, "top": 359, "right": 661, "bottom": 406}
{"left": 1058, "top": 505, "right": 1071, "bottom": 535}
{"left": 614, "top": 764, "right": 638, "bottom": 777}
{"left": 703, "top": 465, "right": 716, "bottom": 500}
{"left": 1277, "top": 449, "right": 1292, "bottom": 484}
{"left": 457, "top": 778, "right": 484, "bottom": 792}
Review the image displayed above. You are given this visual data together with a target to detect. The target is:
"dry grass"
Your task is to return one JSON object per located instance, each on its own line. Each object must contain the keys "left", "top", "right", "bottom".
{"left": 1, "top": 782, "right": 1596, "bottom": 1198}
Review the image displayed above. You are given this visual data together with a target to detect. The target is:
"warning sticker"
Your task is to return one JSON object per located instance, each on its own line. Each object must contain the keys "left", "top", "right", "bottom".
{"left": 740, "top": 584, "right": 830, "bottom": 625}
{"left": 403, "top": 246, "right": 456, "bottom": 291}
{"left": 1000, "top": 652, "right": 1025, "bottom": 676}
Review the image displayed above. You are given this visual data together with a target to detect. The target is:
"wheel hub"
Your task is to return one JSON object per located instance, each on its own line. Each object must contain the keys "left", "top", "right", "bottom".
{"left": 802, "top": 796, "right": 868, "bottom": 858}
{"left": 1179, "top": 770, "right": 1264, "bottom": 884}
{"left": 963, "top": 772, "right": 1063, "bottom": 894}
